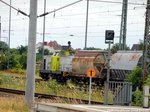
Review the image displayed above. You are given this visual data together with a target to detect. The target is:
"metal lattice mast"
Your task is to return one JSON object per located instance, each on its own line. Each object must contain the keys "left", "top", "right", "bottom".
{"left": 0, "top": 16, "right": 1, "bottom": 41}
{"left": 143, "top": 0, "right": 150, "bottom": 81}
{"left": 119, "top": 0, "right": 128, "bottom": 50}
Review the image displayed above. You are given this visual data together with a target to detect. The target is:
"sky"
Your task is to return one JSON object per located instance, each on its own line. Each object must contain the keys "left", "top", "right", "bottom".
{"left": 0, "top": 0, "right": 147, "bottom": 49}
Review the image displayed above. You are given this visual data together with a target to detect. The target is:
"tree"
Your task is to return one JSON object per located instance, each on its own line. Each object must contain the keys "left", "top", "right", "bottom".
{"left": 10, "top": 48, "right": 19, "bottom": 54}
{"left": 0, "top": 54, "right": 7, "bottom": 70}
{"left": 139, "top": 39, "right": 144, "bottom": 50}
{"left": 44, "top": 49, "right": 49, "bottom": 55}
{"left": 36, "top": 48, "right": 50, "bottom": 62}
{"left": 111, "top": 43, "right": 130, "bottom": 54}
{"left": 38, "top": 48, "right": 49, "bottom": 55}
{"left": 144, "top": 75, "right": 150, "bottom": 86}
{"left": 17, "top": 45, "right": 27, "bottom": 55}
{"left": 9, "top": 54, "right": 22, "bottom": 69}
{"left": 19, "top": 53, "right": 27, "bottom": 69}
{"left": 84, "top": 47, "right": 101, "bottom": 50}
{"left": 0, "top": 41, "right": 9, "bottom": 53}
{"left": 126, "top": 67, "right": 142, "bottom": 91}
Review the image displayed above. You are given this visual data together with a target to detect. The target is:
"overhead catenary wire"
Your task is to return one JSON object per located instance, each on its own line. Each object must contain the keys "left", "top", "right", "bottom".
{"left": 49, "top": 8, "right": 145, "bottom": 17}
{"left": 4, "top": 22, "right": 143, "bottom": 31}
{"left": 0, "top": 0, "right": 146, "bottom": 49}
{"left": 36, "top": 34, "right": 144, "bottom": 38}
{"left": 0, "top": 0, "right": 145, "bottom": 21}
{"left": 0, "top": 0, "right": 29, "bottom": 17}
{"left": 89, "top": 0, "right": 146, "bottom": 5}
{"left": 38, "top": 0, "right": 83, "bottom": 17}
{"left": 0, "top": 0, "right": 145, "bottom": 18}
{"left": 36, "top": 29, "right": 144, "bottom": 35}
{"left": 2, "top": 7, "right": 145, "bottom": 23}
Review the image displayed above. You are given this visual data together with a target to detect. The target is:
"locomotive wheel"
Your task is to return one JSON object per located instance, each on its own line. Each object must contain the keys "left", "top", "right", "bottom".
{"left": 41, "top": 73, "right": 50, "bottom": 81}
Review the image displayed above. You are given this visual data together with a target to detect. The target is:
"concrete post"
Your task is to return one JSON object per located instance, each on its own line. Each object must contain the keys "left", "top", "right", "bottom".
{"left": 84, "top": 0, "right": 89, "bottom": 49}
{"left": 143, "top": 85, "right": 149, "bottom": 108}
{"left": 25, "top": 0, "right": 37, "bottom": 109}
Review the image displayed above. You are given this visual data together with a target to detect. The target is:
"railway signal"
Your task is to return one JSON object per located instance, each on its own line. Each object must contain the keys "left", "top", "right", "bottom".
{"left": 104, "top": 30, "right": 114, "bottom": 105}
{"left": 87, "top": 68, "right": 96, "bottom": 78}
{"left": 105, "top": 30, "right": 114, "bottom": 44}
{"left": 86, "top": 68, "right": 96, "bottom": 104}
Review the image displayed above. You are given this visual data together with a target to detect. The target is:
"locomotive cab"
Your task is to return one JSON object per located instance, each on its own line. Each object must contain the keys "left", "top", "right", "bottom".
{"left": 40, "top": 41, "right": 74, "bottom": 80}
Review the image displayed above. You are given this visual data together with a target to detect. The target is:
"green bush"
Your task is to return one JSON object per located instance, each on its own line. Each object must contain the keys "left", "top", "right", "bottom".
{"left": 47, "top": 80, "right": 59, "bottom": 95}
{"left": 144, "top": 75, "right": 150, "bottom": 86}
{"left": 126, "top": 67, "right": 142, "bottom": 91}
{"left": 132, "top": 89, "right": 143, "bottom": 106}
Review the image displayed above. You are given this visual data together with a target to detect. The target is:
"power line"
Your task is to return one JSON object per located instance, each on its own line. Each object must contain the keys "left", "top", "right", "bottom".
{"left": 38, "top": 0, "right": 83, "bottom": 17}
{"left": 2, "top": 29, "right": 144, "bottom": 35}
{"left": 0, "top": 0, "right": 29, "bottom": 17}
{"left": 0, "top": 0, "right": 83, "bottom": 18}
{"left": 0, "top": 0, "right": 145, "bottom": 18}
{"left": 45, "top": 22, "right": 144, "bottom": 29}
{"left": 2, "top": 8, "right": 145, "bottom": 23}
{"left": 2, "top": 21, "right": 144, "bottom": 32}
{"left": 36, "top": 30, "right": 144, "bottom": 35}
{"left": 36, "top": 34, "right": 144, "bottom": 38}
{"left": 89, "top": 0, "right": 146, "bottom": 5}
{"left": 49, "top": 8, "right": 145, "bottom": 18}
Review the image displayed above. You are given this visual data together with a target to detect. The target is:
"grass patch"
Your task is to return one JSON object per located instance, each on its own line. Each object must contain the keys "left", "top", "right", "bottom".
{"left": 0, "top": 69, "right": 40, "bottom": 79}
{"left": 0, "top": 74, "right": 105, "bottom": 103}
{"left": 0, "top": 75, "right": 25, "bottom": 90}
{"left": 0, "top": 96, "right": 29, "bottom": 112}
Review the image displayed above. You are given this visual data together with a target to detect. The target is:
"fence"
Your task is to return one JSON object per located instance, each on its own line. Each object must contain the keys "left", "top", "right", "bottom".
{"left": 104, "top": 81, "right": 132, "bottom": 105}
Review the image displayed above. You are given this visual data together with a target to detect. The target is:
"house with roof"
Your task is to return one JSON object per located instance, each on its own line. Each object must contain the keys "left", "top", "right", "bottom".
{"left": 36, "top": 41, "right": 61, "bottom": 53}
{"left": 131, "top": 44, "right": 141, "bottom": 51}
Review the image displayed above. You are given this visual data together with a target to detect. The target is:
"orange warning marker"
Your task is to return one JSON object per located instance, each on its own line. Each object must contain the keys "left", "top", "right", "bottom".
{"left": 87, "top": 68, "right": 96, "bottom": 78}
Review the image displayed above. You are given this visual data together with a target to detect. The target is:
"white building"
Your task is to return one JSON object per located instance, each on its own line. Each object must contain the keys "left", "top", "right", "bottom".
{"left": 36, "top": 41, "right": 61, "bottom": 53}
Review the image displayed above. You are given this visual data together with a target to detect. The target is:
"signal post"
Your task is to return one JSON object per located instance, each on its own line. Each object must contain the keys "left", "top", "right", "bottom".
{"left": 104, "top": 30, "right": 114, "bottom": 105}
{"left": 87, "top": 68, "right": 96, "bottom": 104}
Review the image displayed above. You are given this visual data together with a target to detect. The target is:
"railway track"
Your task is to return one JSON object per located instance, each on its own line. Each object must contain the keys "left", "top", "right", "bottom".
{"left": 0, "top": 87, "right": 103, "bottom": 104}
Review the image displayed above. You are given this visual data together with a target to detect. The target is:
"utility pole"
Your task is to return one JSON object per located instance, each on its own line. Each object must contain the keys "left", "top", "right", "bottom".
{"left": 119, "top": 0, "right": 128, "bottom": 50}
{"left": 25, "top": 0, "right": 37, "bottom": 110}
{"left": 84, "top": 0, "right": 89, "bottom": 49}
{"left": 0, "top": 16, "right": 1, "bottom": 41}
{"left": 8, "top": 0, "right": 12, "bottom": 69}
{"left": 143, "top": 0, "right": 150, "bottom": 82}
{"left": 42, "top": 0, "right": 46, "bottom": 70}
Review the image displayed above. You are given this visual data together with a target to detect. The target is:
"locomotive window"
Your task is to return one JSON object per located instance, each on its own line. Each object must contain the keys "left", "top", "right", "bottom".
{"left": 57, "top": 58, "right": 59, "bottom": 61}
